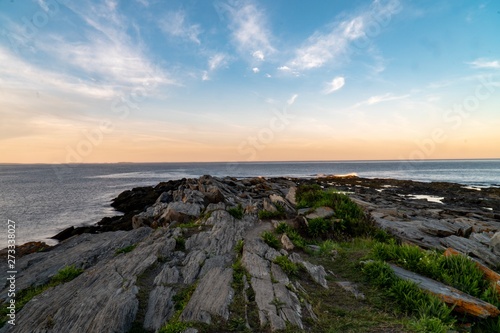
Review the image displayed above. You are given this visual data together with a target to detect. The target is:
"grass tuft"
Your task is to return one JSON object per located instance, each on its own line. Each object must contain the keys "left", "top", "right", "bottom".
{"left": 261, "top": 231, "right": 281, "bottom": 250}
{"left": 115, "top": 244, "right": 136, "bottom": 255}
{"left": 227, "top": 204, "right": 244, "bottom": 219}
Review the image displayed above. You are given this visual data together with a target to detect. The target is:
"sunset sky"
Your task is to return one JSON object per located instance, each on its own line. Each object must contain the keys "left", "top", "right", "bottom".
{"left": 1, "top": 0, "right": 499, "bottom": 163}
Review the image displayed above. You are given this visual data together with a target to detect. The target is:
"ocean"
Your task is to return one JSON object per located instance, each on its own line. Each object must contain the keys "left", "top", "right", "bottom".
{"left": 1, "top": 159, "right": 499, "bottom": 248}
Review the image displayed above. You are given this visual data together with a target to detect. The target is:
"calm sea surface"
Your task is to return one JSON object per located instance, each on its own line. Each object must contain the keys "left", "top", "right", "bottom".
{"left": 1, "top": 160, "right": 499, "bottom": 247}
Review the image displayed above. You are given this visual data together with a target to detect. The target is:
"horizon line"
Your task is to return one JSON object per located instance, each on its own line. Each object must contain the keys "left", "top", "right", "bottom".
{"left": 1, "top": 157, "right": 500, "bottom": 165}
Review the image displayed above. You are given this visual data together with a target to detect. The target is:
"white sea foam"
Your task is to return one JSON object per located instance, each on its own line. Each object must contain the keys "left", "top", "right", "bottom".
{"left": 404, "top": 194, "right": 445, "bottom": 204}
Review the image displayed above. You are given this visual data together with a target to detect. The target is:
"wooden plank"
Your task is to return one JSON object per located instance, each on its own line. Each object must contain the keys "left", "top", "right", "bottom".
{"left": 389, "top": 264, "right": 500, "bottom": 318}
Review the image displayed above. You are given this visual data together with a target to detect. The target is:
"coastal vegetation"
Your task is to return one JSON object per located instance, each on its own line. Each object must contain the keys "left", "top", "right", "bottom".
{"left": 256, "top": 184, "right": 500, "bottom": 332}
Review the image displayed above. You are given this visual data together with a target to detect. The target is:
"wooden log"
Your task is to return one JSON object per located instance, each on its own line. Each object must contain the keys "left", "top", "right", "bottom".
{"left": 444, "top": 248, "right": 500, "bottom": 294}
{"left": 389, "top": 264, "right": 500, "bottom": 318}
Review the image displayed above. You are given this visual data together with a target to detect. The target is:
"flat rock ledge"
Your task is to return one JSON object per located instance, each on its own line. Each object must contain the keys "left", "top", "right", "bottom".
{"left": 1, "top": 174, "right": 499, "bottom": 333}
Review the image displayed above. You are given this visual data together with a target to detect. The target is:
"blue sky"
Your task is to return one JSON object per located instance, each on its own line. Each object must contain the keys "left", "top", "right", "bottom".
{"left": 1, "top": 0, "right": 499, "bottom": 163}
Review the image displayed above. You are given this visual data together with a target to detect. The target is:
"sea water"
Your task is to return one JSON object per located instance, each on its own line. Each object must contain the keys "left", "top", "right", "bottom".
{"left": 1, "top": 159, "right": 499, "bottom": 247}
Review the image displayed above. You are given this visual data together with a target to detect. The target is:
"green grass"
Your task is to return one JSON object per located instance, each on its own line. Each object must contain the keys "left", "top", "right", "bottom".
{"left": 172, "top": 284, "right": 197, "bottom": 311}
{"left": 369, "top": 242, "right": 500, "bottom": 332}
{"left": 174, "top": 236, "right": 186, "bottom": 251}
{"left": 275, "top": 222, "right": 307, "bottom": 250}
{"left": 115, "top": 244, "right": 136, "bottom": 255}
{"left": 158, "top": 321, "right": 189, "bottom": 333}
{"left": 362, "top": 260, "right": 455, "bottom": 332}
{"left": 273, "top": 255, "right": 300, "bottom": 276}
{"left": 370, "top": 242, "right": 491, "bottom": 299}
{"left": 261, "top": 231, "right": 281, "bottom": 250}
{"left": 234, "top": 239, "right": 244, "bottom": 255}
{"left": 296, "top": 185, "right": 374, "bottom": 238}
{"left": 177, "top": 221, "right": 200, "bottom": 228}
{"left": 227, "top": 204, "right": 244, "bottom": 219}
{"left": 307, "top": 217, "right": 333, "bottom": 238}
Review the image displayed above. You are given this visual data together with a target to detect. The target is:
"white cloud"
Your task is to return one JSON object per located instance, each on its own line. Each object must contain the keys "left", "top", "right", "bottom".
{"left": 278, "top": 66, "right": 291, "bottom": 71}
{"left": 202, "top": 53, "right": 229, "bottom": 80}
{"left": 253, "top": 50, "right": 264, "bottom": 60}
{"left": 323, "top": 76, "right": 345, "bottom": 94}
{"left": 468, "top": 58, "right": 500, "bottom": 69}
{"left": 265, "top": 73, "right": 272, "bottom": 78}
{"left": 220, "top": 1, "right": 275, "bottom": 61}
{"left": 202, "top": 71, "right": 210, "bottom": 81}
{"left": 1, "top": 1, "right": 174, "bottom": 102}
{"left": 0, "top": 46, "right": 116, "bottom": 99}
{"left": 351, "top": 93, "right": 410, "bottom": 108}
{"left": 289, "top": 0, "right": 401, "bottom": 70}
{"left": 287, "top": 94, "right": 298, "bottom": 105}
{"left": 159, "top": 10, "right": 201, "bottom": 44}
{"left": 252, "top": 67, "right": 260, "bottom": 73}
{"left": 209, "top": 53, "right": 227, "bottom": 71}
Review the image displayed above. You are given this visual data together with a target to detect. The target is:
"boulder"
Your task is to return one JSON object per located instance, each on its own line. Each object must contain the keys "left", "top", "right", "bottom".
{"left": 281, "top": 234, "right": 294, "bottom": 250}
{"left": 305, "top": 207, "right": 334, "bottom": 220}
{"left": 286, "top": 186, "right": 297, "bottom": 205}
{"left": 159, "top": 201, "right": 202, "bottom": 225}
{"left": 490, "top": 232, "right": 500, "bottom": 255}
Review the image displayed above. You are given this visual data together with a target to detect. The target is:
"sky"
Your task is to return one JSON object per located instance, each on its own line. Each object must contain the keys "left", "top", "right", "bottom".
{"left": 0, "top": 0, "right": 499, "bottom": 163}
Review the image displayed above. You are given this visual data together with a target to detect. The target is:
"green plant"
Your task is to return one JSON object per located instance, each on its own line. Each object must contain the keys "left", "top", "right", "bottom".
{"left": 158, "top": 320, "right": 189, "bottom": 333}
{"left": 228, "top": 204, "right": 244, "bottom": 219}
{"left": 261, "top": 231, "right": 281, "bottom": 250}
{"left": 410, "top": 315, "right": 454, "bottom": 333}
{"left": 362, "top": 260, "right": 455, "bottom": 329}
{"left": 296, "top": 185, "right": 373, "bottom": 237}
{"left": 174, "top": 236, "right": 186, "bottom": 251}
{"left": 371, "top": 242, "right": 492, "bottom": 300}
{"left": 307, "top": 218, "right": 332, "bottom": 238}
{"left": 177, "top": 221, "right": 199, "bottom": 228}
{"left": 318, "top": 239, "right": 339, "bottom": 255}
{"left": 51, "top": 265, "right": 84, "bottom": 284}
{"left": 296, "top": 184, "right": 324, "bottom": 208}
{"left": 273, "top": 255, "right": 300, "bottom": 276}
{"left": 274, "top": 222, "right": 307, "bottom": 249}
{"left": 234, "top": 239, "right": 244, "bottom": 255}
{"left": 115, "top": 244, "right": 136, "bottom": 255}
{"left": 172, "top": 284, "right": 196, "bottom": 311}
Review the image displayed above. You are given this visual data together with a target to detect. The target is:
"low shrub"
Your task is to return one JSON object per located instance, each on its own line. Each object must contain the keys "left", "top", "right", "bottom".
{"left": 261, "top": 231, "right": 281, "bottom": 250}
{"left": 273, "top": 255, "right": 300, "bottom": 276}
{"left": 307, "top": 218, "right": 332, "bottom": 239}
{"left": 228, "top": 204, "right": 244, "bottom": 219}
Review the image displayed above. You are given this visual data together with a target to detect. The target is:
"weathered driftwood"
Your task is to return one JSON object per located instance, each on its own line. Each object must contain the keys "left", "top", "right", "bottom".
{"left": 389, "top": 264, "right": 500, "bottom": 318}
{"left": 444, "top": 248, "right": 500, "bottom": 294}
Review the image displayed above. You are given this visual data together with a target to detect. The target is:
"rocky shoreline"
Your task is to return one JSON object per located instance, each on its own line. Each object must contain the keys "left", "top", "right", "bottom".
{"left": 1, "top": 175, "right": 499, "bottom": 332}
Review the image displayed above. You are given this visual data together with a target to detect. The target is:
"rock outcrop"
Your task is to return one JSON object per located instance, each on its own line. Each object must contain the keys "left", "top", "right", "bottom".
{"left": 1, "top": 174, "right": 499, "bottom": 332}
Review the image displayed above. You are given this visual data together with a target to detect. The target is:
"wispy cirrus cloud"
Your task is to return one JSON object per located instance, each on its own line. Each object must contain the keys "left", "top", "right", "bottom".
{"left": 219, "top": 0, "right": 275, "bottom": 61}
{"left": 159, "top": 10, "right": 202, "bottom": 44}
{"left": 0, "top": 46, "right": 116, "bottom": 99}
{"left": 202, "top": 53, "right": 229, "bottom": 80}
{"left": 323, "top": 76, "right": 345, "bottom": 94}
{"left": 41, "top": 1, "right": 173, "bottom": 89}
{"left": 351, "top": 93, "right": 409, "bottom": 108}
{"left": 467, "top": 58, "right": 500, "bottom": 70}
{"left": 287, "top": 0, "right": 401, "bottom": 71}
